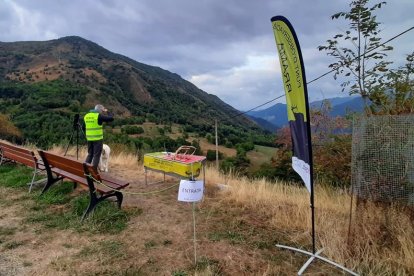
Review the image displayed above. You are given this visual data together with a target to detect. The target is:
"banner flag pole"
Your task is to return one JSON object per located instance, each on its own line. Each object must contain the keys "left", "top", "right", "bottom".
{"left": 270, "top": 15, "right": 358, "bottom": 275}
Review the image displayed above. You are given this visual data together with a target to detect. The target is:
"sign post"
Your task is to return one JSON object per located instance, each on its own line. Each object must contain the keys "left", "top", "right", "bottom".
{"left": 178, "top": 179, "right": 204, "bottom": 265}
{"left": 271, "top": 15, "right": 358, "bottom": 275}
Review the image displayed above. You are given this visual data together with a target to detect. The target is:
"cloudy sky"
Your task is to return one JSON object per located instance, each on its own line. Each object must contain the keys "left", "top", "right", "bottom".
{"left": 1, "top": 0, "right": 413, "bottom": 110}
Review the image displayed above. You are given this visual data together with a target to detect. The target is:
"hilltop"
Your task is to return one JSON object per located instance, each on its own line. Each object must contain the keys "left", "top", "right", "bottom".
{"left": 0, "top": 36, "right": 269, "bottom": 148}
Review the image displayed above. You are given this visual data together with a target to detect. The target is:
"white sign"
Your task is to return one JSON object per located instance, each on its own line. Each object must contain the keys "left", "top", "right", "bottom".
{"left": 178, "top": 180, "right": 204, "bottom": 202}
{"left": 292, "top": 156, "right": 311, "bottom": 193}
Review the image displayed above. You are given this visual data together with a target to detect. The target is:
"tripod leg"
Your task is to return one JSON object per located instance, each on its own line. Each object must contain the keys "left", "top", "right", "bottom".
{"left": 64, "top": 131, "right": 75, "bottom": 156}
{"left": 76, "top": 122, "right": 86, "bottom": 160}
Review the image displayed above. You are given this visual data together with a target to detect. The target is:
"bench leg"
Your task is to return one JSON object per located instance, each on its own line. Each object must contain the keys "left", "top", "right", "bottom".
{"left": 81, "top": 191, "right": 99, "bottom": 221}
{"left": 28, "top": 168, "right": 37, "bottom": 193}
{"left": 115, "top": 191, "right": 123, "bottom": 208}
{"left": 41, "top": 175, "right": 63, "bottom": 194}
{"left": 0, "top": 158, "right": 12, "bottom": 166}
{"left": 81, "top": 191, "right": 124, "bottom": 222}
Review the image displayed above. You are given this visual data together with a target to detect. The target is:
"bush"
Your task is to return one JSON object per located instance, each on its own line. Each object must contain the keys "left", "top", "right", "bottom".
{"left": 122, "top": 125, "right": 144, "bottom": 135}
{"left": 206, "top": 149, "right": 223, "bottom": 161}
{"left": 220, "top": 155, "right": 250, "bottom": 175}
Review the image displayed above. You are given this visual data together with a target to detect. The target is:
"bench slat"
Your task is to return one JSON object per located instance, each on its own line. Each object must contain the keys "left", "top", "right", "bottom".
{"left": 42, "top": 152, "right": 84, "bottom": 176}
{"left": 0, "top": 142, "right": 34, "bottom": 155}
{"left": 52, "top": 167, "right": 88, "bottom": 185}
{"left": 2, "top": 148, "right": 33, "bottom": 159}
{"left": 40, "top": 151, "right": 129, "bottom": 194}
{"left": 3, "top": 151, "right": 36, "bottom": 168}
{"left": 100, "top": 172, "right": 129, "bottom": 187}
{"left": 0, "top": 142, "right": 39, "bottom": 169}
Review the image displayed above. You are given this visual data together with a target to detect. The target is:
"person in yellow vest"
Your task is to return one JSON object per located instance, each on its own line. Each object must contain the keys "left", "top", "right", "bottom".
{"left": 84, "top": 104, "right": 113, "bottom": 169}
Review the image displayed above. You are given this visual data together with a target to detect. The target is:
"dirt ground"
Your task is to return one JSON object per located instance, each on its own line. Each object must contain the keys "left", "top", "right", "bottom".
{"left": 0, "top": 163, "right": 339, "bottom": 276}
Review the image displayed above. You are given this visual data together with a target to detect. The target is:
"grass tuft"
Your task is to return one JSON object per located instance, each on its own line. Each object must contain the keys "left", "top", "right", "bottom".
{"left": 0, "top": 164, "right": 33, "bottom": 188}
{"left": 0, "top": 226, "right": 17, "bottom": 236}
{"left": 36, "top": 181, "right": 75, "bottom": 205}
{"left": 77, "top": 240, "right": 127, "bottom": 262}
{"left": 195, "top": 256, "right": 222, "bottom": 274}
{"left": 3, "top": 240, "right": 26, "bottom": 250}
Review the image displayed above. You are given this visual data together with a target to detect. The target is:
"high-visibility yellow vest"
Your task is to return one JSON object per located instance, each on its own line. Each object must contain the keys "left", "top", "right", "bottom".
{"left": 84, "top": 112, "right": 103, "bottom": 141}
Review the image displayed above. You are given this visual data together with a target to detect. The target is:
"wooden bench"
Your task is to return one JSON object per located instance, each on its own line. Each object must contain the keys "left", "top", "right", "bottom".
{"left": 38, "top": 150, "right": 129, "bottom": 220}
{"left": 0, "top": 141, "right": 45, "bottom": 192}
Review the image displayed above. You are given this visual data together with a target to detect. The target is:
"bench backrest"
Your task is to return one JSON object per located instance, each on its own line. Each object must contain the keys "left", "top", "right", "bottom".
{"left": 0, "top": 141, "right": 38, "bottom": 168}
{"left": 38, "top": 150, "right": 84, "bottom": 178}
{"left": 83, "top": 163, "right": 103, "bottom": 183}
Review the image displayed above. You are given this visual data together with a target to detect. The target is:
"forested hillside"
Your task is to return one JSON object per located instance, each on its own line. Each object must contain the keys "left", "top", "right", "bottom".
{"left": 0, "top": 36, "right": 273, "bottom": 148}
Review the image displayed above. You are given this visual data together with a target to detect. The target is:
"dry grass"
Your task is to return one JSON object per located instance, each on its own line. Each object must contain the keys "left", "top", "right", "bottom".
{"left": 46, "top": 144, "right": 139, "bottom": 171}
{"left": 206, "top": 167, "right": 414, "bottom": 275}
{"left": 2, "top": 142, "right": 413, "bottom": 274}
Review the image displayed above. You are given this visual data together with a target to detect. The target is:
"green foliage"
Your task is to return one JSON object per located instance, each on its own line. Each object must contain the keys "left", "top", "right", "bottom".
{"left": 0, "top": 37, "right": 275, "bottom": 153}
{"left": 111, "top": 117, "right": 145, "bottom": 126}
{"left": 235, "top": 141, "right": 255, "bottom": 155}
{"left": 122, "top": 125, "right": 144, "bottom": 135}
{"left": 253, "top": 163, "right": 287, "bottom": 181}
{"left": 267, "top": 149, "right": 301, "bottom": 182}
{"left": 313, "top": 135, "right": 352, "bottom": 187}
{"left": 157, "top": 127, "right": 165, "bottom": 135}
{"left": 225, "top": 140, "right": 233, "bottom": 148}
{"left": 191, "top": 139, "right": 203, "bottom": 155}
{"left": 220, "top": 155, "right": 250, "bottom": 175}
{"left": 0, "top": 80, "right": 88, "bottom": 148}
{"left": 369, "top": 51, "right": 414, "bottom": 114}
{"left": 318, "top": 0, "right": 392, "bottom": 106}
{"left": 205, "top": 133, "right": 214, "bottom": 144}
{"left": 206, "top": 149, "right": 223, "bottom": 161}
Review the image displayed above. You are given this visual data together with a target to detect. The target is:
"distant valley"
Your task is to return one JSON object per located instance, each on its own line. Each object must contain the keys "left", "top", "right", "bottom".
{"left": 247, "top": 96, "right": 364, "bottom": 131}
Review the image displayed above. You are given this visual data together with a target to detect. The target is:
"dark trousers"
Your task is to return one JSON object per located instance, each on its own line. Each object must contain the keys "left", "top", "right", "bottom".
{"left": 85, "top": 140, "right": 103, "bottom": 169}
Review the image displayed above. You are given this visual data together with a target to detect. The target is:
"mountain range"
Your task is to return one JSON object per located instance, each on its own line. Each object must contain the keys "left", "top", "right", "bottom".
{"left": 0, "top": 36, "right": 259, "bottom": 128}
{"left": 0, "top": 36, "right": 271, "bottom": 146}
{"left": 247, "top": 96, "right": 364, "bottom": 130}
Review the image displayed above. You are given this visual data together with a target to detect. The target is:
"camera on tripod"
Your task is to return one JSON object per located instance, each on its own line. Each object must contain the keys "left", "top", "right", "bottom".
{"left": 65, "top": 113, "right": 85, "bottom": 159}
{"left": 73, "top": 113, "right": 80, "bottom": 129}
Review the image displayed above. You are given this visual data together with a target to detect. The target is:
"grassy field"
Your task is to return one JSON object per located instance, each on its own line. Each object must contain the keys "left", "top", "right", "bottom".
{"left": 109, "top": 122, "right": 275, "bottom": 172}
{"left": 246, "top": 145, "right": 278, "bottom": 172}
{"left": 1, "top": 144, "right": 412, "bottom": 275}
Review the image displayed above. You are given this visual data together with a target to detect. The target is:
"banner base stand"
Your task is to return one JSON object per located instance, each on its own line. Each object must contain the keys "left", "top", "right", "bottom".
{"left": 276, "top": 244, "right": 358, "bottom": 275}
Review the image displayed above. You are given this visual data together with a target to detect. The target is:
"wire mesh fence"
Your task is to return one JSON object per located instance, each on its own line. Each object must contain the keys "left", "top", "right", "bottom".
{"left": 351, "top": 114, "right": 414, "bottom": 205}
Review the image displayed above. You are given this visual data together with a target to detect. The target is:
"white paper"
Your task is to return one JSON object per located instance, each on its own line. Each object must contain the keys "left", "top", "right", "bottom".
{"left": 178, "top": 180, "right": 204, "bottom": 202}
{"left": 292, "top": 156, "right": 311, "bottom": 193}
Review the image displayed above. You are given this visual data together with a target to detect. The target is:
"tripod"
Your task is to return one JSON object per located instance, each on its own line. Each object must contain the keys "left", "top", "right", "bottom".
{"left": 64, "top": 114, "right": 85, "bottom": 160}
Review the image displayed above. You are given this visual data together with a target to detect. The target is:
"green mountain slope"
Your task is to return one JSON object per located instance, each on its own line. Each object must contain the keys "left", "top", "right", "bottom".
{"left": 0, "top": 36, "right": 270, "bottom": 148}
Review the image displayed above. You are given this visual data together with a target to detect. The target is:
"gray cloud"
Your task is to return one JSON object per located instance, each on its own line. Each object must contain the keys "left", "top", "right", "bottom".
{"left": 1, "top": 0, "right": 413, "bottom": 110}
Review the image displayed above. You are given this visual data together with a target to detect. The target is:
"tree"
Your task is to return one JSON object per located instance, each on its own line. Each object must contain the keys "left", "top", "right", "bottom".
{"left": 369, "top": 51, "right": 414, "bottom": 114}
{"left": 318, "top": 0, "right": 393, "bottom": 109}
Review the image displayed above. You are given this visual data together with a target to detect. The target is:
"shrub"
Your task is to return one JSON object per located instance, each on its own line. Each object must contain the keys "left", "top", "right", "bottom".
{"left": 122, "top": 125, "right": 144, "bottom": 135}
{"left": 206, "top": 149, "right": 223, "bottom": 161}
